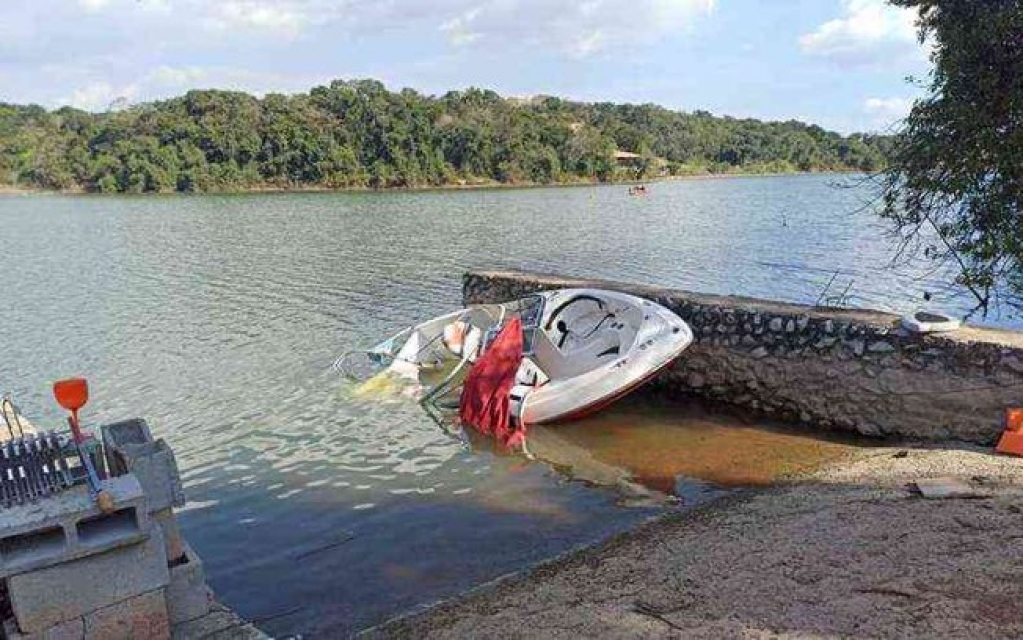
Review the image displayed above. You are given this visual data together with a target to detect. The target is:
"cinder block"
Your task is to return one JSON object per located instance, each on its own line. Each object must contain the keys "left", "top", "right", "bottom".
{"left": 107, "top": 440, "right": 184, "bottom": 513}
{"left": 100, "top": 420, "right": 153, "bottom": 477}
{"left": 166, "top": 541, "right": 210, "bottom": 625}
{"left": 152, "top": 509, "right": 184, "bottom": 563}
{"left": 83, "top": 588, "right": 169, "bottom": 640}
{"left": 0, "top": 475, "right": 149, "bottom": 578}
{"left": 10, "top": 527, "right": 169, "bottom": 634}
{"left": 3, "top": 616, "right": 84, "bottom": 640}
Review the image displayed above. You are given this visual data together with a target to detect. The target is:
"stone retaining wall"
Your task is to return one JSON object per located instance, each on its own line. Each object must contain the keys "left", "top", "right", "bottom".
{"left": 464, "top": 270, "right": 1023, "bottom": 444}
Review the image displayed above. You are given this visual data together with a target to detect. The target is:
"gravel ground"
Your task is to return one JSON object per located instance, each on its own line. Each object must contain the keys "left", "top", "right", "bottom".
{"left": 371, "top": 444, "right": 1023, "bottom": 639}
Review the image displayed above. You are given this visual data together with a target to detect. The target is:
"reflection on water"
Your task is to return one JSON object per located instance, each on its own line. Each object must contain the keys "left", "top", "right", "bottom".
{"left": 548, "top": 394, "right": 861, "bottom": 489}
{"left": 459, "top": 394, "right": 863, "bottom": 509}
{"left": 0, "top": 176, "right": 948, "bottom": 636}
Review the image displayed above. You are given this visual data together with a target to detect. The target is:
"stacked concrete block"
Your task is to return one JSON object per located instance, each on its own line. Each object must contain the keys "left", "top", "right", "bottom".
{"left": 0, "top": 419, "right": 220, "bottom": 639}
{"left": 101, "top": 420, "right": 184, "bottom": 511}
{"left": 100, "top": 419, "right": 210, "bottom": 623}
{"left": 0, "top": 476, "right": 147, "bottom": 578}
{"left": 3, "top": 616, "right": 83, "bottom": 640}
{"left": 98, "top": 419, "right": 152, "bottom": 474}
{"left": 7, "top": 527, "right": 168, "bottom": 635}
{"left": 101, "top": 420, "right": 186, "bottom": 564}
{"left": 165, "top": 541, "right": 210, "bottom": 625}
{"left": 82, "top": 588, "right": 170, "bottom": 640}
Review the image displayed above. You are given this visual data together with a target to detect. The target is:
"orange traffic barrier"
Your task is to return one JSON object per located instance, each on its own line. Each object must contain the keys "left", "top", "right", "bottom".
{"left": 995, "top": 408, "right": 1023, "bottom": 456}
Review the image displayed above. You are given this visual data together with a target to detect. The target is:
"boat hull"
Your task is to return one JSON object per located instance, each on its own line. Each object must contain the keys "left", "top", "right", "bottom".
{"left": 512, "top": 288, "right": 692, "bottom": 425}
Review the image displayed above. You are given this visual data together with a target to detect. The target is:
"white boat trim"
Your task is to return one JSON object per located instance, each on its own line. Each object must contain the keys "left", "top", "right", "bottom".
{"left": 345, "top": 288, "right": 694, "bottom": 427}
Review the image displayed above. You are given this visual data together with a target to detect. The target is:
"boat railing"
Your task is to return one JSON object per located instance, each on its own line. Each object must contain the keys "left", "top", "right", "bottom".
{"left": 332, "top": 326, "right": 414, "bottom": 379}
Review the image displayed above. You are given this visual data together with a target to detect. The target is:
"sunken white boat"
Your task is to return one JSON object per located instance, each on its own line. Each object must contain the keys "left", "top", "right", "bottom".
{"left": 338, "top": 289, "right": 693, "bottom": 424}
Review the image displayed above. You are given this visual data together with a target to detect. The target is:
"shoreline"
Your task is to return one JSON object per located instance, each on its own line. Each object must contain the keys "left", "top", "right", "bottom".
{"left": 371, "top": 443, "right": 1023, "bottom": 638}
{"left": 0, "top": 169, "right": 862, "bottom": 197}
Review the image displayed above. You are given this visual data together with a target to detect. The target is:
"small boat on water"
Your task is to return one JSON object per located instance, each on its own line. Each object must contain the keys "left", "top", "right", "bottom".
{"left": 336, "top": 289, "right": 693, "bottom": 428}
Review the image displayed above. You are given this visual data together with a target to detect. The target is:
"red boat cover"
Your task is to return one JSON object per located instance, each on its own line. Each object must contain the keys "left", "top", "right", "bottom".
{"left": 459, "top": 317, "right": 525, "bottom": 447}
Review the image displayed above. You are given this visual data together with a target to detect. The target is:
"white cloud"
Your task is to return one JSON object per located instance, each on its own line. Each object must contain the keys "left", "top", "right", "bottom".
{"left": 800, "top": 0, "right": 920, "bottom": 66}
{"left": 78, "top": 0, "right": 112, "bottom": 11}
{"left": 440, "top": 9, "right": 482, "bottom": 46}
{"left": 204, "top": 2, "right": 312, "bottom": 40}
{"left": 3, "top": 0, "right": 717, "bottom": 110}
{"left": 142, "top": 65, "right": 330, "bottom": 97}
{"left": 148, "top": 65, "right": 209, "bottom": 88}
{"left": 864, "top": 96, "right": 913, "bottom": 122}
{"left": 438, "top": 0, "right": 716, "bottom": 57}
{"left": 64, "top": 81, "right": 137, "bottom": 111}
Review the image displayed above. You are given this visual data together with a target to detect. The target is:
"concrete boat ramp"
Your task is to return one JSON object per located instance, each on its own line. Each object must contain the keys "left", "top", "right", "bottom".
{"left": 372, "top": 445, "right": 1023, "bottom": 639}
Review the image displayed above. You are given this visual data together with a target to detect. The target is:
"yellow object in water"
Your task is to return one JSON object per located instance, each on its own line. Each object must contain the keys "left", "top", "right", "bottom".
{"left": 355, "top": 372, "right": 410, "bottom": 397}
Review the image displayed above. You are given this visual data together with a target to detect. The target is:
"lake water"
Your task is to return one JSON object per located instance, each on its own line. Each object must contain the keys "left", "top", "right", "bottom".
{"left": 0, "top": 175, "right": 996, "bottom": 636}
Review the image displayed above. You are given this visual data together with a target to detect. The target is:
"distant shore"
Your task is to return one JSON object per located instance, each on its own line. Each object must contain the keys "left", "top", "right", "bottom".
{"left": 0, "top": 169, "right": 862, "bottom": 197}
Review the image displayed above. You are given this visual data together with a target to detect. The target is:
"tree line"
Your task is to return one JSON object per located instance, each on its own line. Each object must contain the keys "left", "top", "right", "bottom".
{"left": 0, "top": 79, "right": 890, "bottom": 193}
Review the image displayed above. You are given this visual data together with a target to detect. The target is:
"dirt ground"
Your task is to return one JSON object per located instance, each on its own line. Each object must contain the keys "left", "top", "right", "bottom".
{"left": 371, "top": 444, "right": 1023, "bottom": 639}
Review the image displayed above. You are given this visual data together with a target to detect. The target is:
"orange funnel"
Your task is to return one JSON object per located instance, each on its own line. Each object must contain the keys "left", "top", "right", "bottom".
{"left": 53, "top": 378, "right": 89, "bottom": 413}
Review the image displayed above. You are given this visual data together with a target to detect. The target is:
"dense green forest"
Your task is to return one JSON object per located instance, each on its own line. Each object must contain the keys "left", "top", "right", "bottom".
{"left": 0, "top": 79, "right": 891, "bottom": 193}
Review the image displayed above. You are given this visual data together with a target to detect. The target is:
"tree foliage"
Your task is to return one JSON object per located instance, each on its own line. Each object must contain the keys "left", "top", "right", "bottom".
{"left": 1, "top": 79, "right": 888, "bottom": 194}
{"left": 880, "top": 0, "right": 1023, "bottom": 315}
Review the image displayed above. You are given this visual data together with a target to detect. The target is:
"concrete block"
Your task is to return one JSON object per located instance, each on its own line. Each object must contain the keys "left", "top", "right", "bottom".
{"left": 170, "top": 601, "right": 268, "bottom": 640}
{"left": 0, "top": 475, "right": 149, "bottom": 578}
{"left": 10, "top": 526, "right": 169, "bottom": 634}
{"left": 105, "top": 438, "right": 184, "bottom": 512}
{"left": 83, "top": 589, "right": 169, "bottom": 640}
{"left": 100, "top": 420, "right": 153, "bottom": 477}
{"left": 4, "top": 617, "right": 84, "bottom": 640}
{"left": 166, "top": 541, "right": 211, "bottom": 625}
{"left": 152, "top": 508, "right": 184, "bottom": 563}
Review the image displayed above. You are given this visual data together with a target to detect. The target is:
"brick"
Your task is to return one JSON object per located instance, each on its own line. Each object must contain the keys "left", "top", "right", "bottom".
{"left": 83, "top": 589, "right": 169, "bottom": 640}
{"left": 152, "top": 509, "right": 183, "bottom": 563}
{"left": 4, "top": 616, "right": 84, "bottom": 640}
{"left": 10, "top": 527, "right": 169, "bottom": 633}
{"left": 0, "top": 475, "right": 148, "bottom": 579}
{"left": 166, "top": 541, "right": 210, "bottom": 625}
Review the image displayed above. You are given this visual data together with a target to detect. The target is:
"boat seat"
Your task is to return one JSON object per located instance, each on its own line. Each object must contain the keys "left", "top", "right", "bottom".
{"left": 516, "top": 357, "right": 550, "bottom": 387}
{"left": 534, "top": 326, "right": 621, "bottom": 379}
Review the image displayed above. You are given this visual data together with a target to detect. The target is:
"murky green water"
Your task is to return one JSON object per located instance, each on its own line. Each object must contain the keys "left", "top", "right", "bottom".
{"left": 0, "top": 175, "right": 978, "bottom": 636}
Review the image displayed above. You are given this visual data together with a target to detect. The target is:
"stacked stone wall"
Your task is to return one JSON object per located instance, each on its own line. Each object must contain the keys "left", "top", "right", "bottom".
{"left": 464, "top": 270, "right": 1023, "bottom": 444}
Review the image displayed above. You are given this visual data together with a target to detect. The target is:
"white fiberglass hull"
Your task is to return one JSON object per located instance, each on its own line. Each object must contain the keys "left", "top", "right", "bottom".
{"left": 511, "top": 289, "right": 692, "bottom": 424}
{"left": 372, "top": 288, "right": 693, "bottom": 425}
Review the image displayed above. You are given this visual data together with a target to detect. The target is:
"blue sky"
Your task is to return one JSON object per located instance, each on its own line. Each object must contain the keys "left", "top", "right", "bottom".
{"left": 0, "top": 0, "right": 931, "bottom": 133}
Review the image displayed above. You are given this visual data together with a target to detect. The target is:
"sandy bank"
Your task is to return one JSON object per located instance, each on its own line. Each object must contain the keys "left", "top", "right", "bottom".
{"left": 373, "top": 444, "right": 1023, "bottom": 639}
{"left": 0, "top": 185, "right": 35, "bottom": 194}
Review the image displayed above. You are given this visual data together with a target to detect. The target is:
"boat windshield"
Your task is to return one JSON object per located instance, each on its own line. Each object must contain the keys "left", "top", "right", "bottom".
{"left": 482, "top": 295, "right": 545, "bottom": 356}
{"left": 519, "top": 295, "right": 544, "bottom": 355}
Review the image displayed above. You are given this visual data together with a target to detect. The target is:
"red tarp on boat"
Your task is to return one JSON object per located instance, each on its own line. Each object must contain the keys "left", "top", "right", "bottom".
{"left": 459, "top": 317, "right": 525, "bottom": 447}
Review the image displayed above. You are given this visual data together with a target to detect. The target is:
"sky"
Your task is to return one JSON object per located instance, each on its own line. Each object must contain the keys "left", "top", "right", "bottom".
{"left": 0, "top": 0, "right": 932, "bottom": 133}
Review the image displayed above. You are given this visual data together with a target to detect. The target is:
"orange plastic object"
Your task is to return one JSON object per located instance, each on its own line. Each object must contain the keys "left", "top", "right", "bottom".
{"left": 995, "top": 408, "right": 1023, "bottom": 456}
{"left": 53, "top": 378, "right": 89, "bottom": 412}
